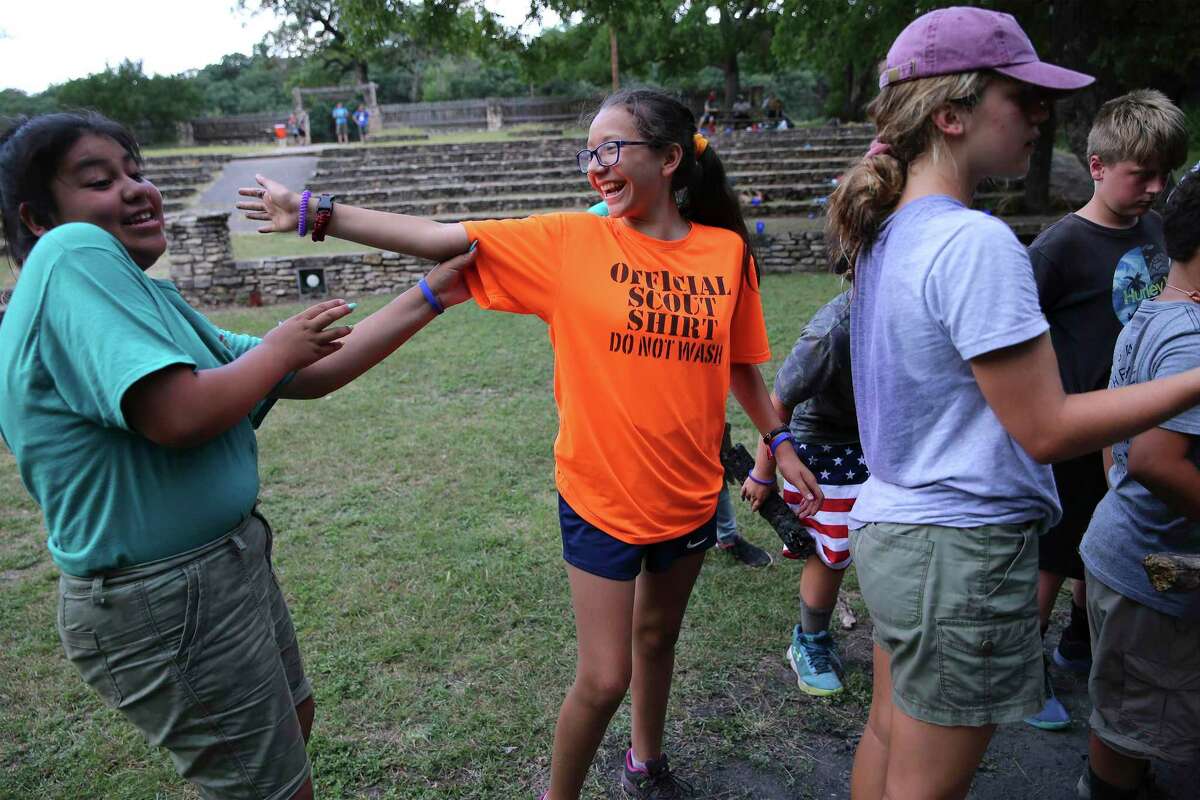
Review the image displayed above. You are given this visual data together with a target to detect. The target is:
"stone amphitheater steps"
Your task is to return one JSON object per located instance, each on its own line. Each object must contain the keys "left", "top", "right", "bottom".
{"left": 361, "top": 190, "right": 830, "bottom": 218}
{"left": 142, "top": 154, "right": 229, "bottom": 215}
{"left": 310, "top": 164, "right": 849, "bottom": 194}
{"left": 311, "top": 132, "right": 874, "bottom": 170}
{"left": 313, "top": 154, "right": 859, "bottom": 184}
{"left": 313, "top": 142, "right": 870, "bottom": 173}
{"left": 330, "top": 176, "right": 845, "bottom": 208}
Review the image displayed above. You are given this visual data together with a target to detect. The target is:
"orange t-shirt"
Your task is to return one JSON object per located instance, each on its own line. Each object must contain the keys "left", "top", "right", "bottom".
{"left": 463, "top": 213, "right": 770, "bottom": 544}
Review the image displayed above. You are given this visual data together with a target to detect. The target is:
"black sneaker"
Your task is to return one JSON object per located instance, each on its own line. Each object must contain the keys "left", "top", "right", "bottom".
{"left": 720, "top": 535, "right": 773, "bottom": 567}
{"left": 1053, "top": 623, "right": 1093, "bottom": 674}
{"left": 621, "top": 752, "right": 694, "bottom": 799}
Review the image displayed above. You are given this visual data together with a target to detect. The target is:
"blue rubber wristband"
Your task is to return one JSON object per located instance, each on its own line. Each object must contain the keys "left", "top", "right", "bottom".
{"left": 418, "top": 276, "right": 444, "bottom": 315}
{"left": 746, "top": 472, "right": 775, "bottom": 486}
{"left": 768, "top": 431, "right": 794, "bottom": 456}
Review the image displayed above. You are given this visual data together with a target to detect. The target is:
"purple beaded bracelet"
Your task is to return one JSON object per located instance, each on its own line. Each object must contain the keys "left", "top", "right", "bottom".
{"left": 297, "top": 189, "right": 312, "bottom": 237}
{"left": 746, "top": 472, "right": 775, "bottom": 486}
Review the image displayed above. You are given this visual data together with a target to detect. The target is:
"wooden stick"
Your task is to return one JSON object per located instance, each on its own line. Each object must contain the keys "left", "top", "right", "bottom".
{"left": 719, "top": 424, "right": 814, "bottom": 558}
{"left": 1143, "top": 552, "right": 1200, "bottom": 593}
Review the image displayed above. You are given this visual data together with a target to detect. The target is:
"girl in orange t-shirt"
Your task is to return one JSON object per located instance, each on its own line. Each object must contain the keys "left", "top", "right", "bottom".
{"left": 239, "top": 88, "right": 822, "bottom": 799}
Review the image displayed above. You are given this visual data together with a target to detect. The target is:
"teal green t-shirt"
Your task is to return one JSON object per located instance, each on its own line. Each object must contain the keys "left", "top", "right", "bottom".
{"left": 0, "top": 223, "right": 277, "bottom": 576}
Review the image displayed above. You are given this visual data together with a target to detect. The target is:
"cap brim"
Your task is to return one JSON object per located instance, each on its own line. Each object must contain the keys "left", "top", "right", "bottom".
{"left": 994, "top": 61, "right": 1094, "bottom": 91}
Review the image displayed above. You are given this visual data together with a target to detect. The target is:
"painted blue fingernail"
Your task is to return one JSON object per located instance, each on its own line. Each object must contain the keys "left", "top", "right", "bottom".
{"left": 468, "top": 240, "right": 478, "bottom": 252}
{"left": 346, "top": 302, "right": 358, "bottom": 311}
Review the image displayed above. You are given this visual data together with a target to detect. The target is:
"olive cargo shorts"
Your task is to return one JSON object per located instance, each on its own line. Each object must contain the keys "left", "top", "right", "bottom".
{"left": 850, "top": 521, "right": 1044, "bottom": 727}
{"left": 57, "top": 511, "right": 312, "bottom": 799}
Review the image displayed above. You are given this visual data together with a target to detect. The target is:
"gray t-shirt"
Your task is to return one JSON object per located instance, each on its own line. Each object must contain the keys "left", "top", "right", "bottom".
{"left": 1081, "top": 301, "right": 1200, "bottom": 619}
{"left": 849, "top": 195, "right": 1060, "bottom": 529}
{"left": 775, "top": 290, "right": 857, "bottom": 444}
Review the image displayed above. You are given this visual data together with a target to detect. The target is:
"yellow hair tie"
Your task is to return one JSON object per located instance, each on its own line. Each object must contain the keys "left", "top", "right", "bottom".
{"left": 693, "top": 132, "right": 709, "bottom": 157}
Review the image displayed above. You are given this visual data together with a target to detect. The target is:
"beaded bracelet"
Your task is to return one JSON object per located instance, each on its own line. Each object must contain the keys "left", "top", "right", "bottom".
{"left": 768, "top": 430, "right": 795, "bottom": 456}
{"left": 297, "top": 189, "right": 312, "bottom": 237}
{"left": 418, "top": 276, "right": 444, "bottom": 315}
{"left": 746, "top": 472, "right": 776, "bottom": 486}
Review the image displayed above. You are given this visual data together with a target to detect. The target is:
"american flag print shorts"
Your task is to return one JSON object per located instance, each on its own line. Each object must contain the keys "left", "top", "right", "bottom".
{"left": 782, "top": 441, "right": 868, "bottom": 569}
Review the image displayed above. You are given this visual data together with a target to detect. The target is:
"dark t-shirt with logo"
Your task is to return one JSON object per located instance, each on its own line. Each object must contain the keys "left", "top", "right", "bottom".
{"left": 1030, "top": 211, "right": 1168, "bottom": 394}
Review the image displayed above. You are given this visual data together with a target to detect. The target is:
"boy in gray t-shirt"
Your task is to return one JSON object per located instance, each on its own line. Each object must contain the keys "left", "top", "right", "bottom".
{"left": 1077, "top": 166, "right": 1200, "bottom": 798}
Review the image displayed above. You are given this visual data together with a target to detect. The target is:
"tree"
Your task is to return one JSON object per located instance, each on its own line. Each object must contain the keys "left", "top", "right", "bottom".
{"left": 245, "top": 0, "right": 512, "bottom": 102}
{"left": 52, "top": 61, "right": 203, "bottom": 143}
{"left": 240, "top": 0, "right": 392, "bottom": 85}
{"left": 703, "top": 1, "right": 780, "bottom": 112}
{"left": 530, "top": 1, "right": 630, "bottom": 91}
{"left": 774, "top": 1, "right": 939, "bottom": 120}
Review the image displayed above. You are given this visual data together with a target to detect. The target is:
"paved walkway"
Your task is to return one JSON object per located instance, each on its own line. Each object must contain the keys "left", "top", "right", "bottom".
{"left": 195, "top": 155, "right": 319, "bottom": 234}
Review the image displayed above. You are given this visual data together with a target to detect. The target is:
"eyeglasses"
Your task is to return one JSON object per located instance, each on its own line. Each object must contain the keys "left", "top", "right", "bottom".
{"left": 576, "top": 140, "right": 652, "bottom": 174}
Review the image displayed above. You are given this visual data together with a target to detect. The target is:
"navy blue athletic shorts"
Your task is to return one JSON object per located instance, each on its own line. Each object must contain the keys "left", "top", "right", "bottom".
{"left": 559, "top": 494, "right": 717, "bottom": 581}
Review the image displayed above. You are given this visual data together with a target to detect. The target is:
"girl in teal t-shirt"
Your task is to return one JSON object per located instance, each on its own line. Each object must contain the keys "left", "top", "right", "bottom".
{"left": 0, "top": 111, "right": 473, "bottom": 799}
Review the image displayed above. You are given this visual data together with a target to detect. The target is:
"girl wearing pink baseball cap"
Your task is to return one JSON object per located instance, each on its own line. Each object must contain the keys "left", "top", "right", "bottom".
{"left": 826, "top": 7, "right": 1200, "bottom": 799}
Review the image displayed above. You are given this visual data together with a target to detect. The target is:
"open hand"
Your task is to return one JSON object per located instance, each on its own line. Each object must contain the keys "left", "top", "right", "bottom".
{"left": 261, "top": 298, "right": 355, "bottom": 372}
{"left": 236, "top": 174, "right": 301, "bottom": 234}
{"left": 776, "top": 456, "right": 823, "bottom": 519}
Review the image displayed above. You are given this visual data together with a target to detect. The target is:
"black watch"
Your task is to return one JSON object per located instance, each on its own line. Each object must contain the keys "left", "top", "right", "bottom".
{"left": 312, "top": 193, "right": 335, "bottom": 242}
{"left": 762, "top": 425, "right": 790, "bottom": 446}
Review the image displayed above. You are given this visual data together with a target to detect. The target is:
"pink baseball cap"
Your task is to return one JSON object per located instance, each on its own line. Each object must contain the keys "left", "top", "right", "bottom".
{"left": 879, "top": 6, "right": 1094, "bottom": 91}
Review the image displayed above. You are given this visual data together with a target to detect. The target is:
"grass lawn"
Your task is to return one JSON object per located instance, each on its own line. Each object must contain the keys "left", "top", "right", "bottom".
{"left": 231, "top": 232, "right": 381, "bottom": 260}
{"left": 0, "top": 272, "right": 860, "bottom": 799}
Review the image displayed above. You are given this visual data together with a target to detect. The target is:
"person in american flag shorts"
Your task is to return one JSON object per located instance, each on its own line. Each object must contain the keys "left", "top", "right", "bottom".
{"left": 742, "top": 289, "right": 863, "bottom": 696}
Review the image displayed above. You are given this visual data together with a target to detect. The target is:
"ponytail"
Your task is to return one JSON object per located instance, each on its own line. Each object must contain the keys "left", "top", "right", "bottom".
{"left": 596, "top": 89, "right": 757, "bottom": 281}
{"left": 825, "top": 71, "right": 990, "bottom": 278}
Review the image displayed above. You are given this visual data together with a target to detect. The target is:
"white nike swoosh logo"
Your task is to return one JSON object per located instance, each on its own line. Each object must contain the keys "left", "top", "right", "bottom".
{"left": 686, "top": 537, "right": 708, "bottom": 549}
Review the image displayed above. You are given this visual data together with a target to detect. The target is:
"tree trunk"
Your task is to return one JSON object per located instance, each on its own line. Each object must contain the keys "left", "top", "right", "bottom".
{"left": 354, "top": 60, "right": 369, "bottom": 87}
{"left": 718, "top": 5, "right": 739, "bottom": 112}
{"left": 608, "top": 24, "right": 620, "bottom": 92}
{"left": 722, "top": 51, "right": 739, "bottom": 115}
{"left": 1024, "top": 104, "right": 1055, "bottom": 214}
{"left": 1052, "top": 0, "right": 1102, "bottom": 169}
{"left": 843, "top": 62, "right": 855, "bottom": 121}
{"left": 409, "top": 62, "right": 423, "bottom": 103}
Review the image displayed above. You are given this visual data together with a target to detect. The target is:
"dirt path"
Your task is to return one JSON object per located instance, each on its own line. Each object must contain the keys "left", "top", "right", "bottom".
{"left": 195, "top": 155, "right": 319, "bottom": 234}
{"left": 594, "top": 606, "right": 1197, "bottom": 799}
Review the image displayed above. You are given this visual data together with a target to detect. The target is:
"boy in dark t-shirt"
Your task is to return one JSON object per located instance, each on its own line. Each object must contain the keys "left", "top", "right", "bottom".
{"left": 1025, "top": 90, "right": 1189, "bottom": 731}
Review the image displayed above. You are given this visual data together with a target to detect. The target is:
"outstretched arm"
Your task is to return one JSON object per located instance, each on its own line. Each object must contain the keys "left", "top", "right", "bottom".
{"left": 123, "top": 299, "right": 354, "bottom": 448}
{"left": 730, "top": 362, "right": 822, "bottom": 517}
{"left": 237, "top": 175, "right": 470, "bottom": 261}
{"left": 282, "top": 248, "right": 476, "bottom": 398}
{"left": 972, "top": 333, "right": 1200, "bottom": 463}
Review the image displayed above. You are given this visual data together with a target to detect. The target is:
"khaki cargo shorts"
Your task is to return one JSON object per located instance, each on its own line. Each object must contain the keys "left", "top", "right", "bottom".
{"left": 1086, "top": 569, "right": 1200, "bottom": 764}
{"left": 57, "top": 511, "right": 312, "bottom": 800}
{"left": 850, "top": 521, "right": 1044, "bottom": 727}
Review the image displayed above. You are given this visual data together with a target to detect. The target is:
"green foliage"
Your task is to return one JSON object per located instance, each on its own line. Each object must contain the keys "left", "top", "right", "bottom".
{"left": 421, "top": 53, "right": 528, "bottom": 102}
{"left": 51, "top": 60, "right": 204, "bottom": 144}
{"left": 189, "top": 52, "right": 296, "bottom": 115}
{"left": 0, "top": 89, "right": 61, "bottom": 119}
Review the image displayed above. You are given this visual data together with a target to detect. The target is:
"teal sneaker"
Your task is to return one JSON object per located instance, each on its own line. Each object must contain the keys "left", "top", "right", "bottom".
{"left": 786, "top": 626, "right": 844, "bottom": 696}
